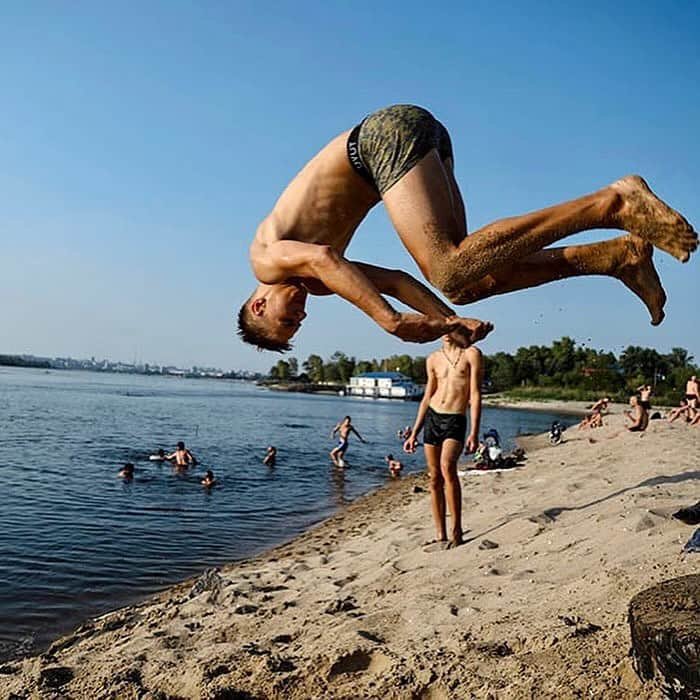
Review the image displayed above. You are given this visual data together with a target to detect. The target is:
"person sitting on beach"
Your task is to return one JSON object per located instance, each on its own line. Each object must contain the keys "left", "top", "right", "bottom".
{"left": 239, "top": 103, "right": 696, "bottom": 355}
{"left": 624, "top": 396, "right": 649, "bottom": 432}
{"left": 330, "top": 416, "right": 366, "bottom": 467}
{"left": 404, "top": 335, "right": 483, "bottom": 549}
{"left": 637, "top": 384, "right": 653, "bottom": 411}
{"left": 686, "top": 376, "right": 700, "bottom": 410}
{"left": 263, "top": 445, "right": 277, "bottom": 467}
{"left": 384, "top": 454, "right": 403, "bottom": 477}
{"left": 118, "top": 463, "right": 135, "bottom": 480}
{"left": 589, "top": 397, "right": 610, "bottom": 414}
{"left": 201, "top": 469, "right": 217, "bottom": 488}
{"left": 578, "top": 411, "right": 604, "bottom": 430}
{"left": 667, "top": 398, "right": 694, "bottom": 424}
{"left": 166, "top": 441, "right": 197, "bottom": 468}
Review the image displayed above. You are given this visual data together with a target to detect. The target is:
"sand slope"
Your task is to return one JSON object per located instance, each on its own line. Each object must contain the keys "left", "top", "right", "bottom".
{"left": 2, "top": 411, "right": 699, "bottom": 699}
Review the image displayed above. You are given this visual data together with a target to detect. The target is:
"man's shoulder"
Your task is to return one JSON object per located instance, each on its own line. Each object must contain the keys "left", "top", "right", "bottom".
{"left": 465, "top": 346, "right": 483, "bottom": 361}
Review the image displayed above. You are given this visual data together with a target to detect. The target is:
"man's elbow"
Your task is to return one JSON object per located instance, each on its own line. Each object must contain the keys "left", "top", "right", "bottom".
{"left": 313, "top": 245, "right": 339, "bottom": 270}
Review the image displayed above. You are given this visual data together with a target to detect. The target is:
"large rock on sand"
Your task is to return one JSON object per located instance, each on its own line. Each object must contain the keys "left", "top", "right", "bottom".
{"left": 629, "top": 574, "right": 700, "bottom": 699}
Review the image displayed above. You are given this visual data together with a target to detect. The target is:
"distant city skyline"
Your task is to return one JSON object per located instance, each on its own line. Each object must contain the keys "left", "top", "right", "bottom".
{"left": 2, "top": 2, "right": 698, "bottom": 373}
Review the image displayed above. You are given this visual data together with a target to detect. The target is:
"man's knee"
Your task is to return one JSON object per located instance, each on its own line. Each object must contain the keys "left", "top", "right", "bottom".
{"left": 433, "top": 267, "right": 497, "bottom": 305}
{"left": 430, "top": 472, "right": 444, "bottom": 490}
{"left": 441, "top": 461, "right": 459, "bottom": 480}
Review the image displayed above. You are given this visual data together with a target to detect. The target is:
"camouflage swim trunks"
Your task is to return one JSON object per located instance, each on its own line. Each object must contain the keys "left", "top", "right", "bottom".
{"left": 346, "top": 104, "right": 453, "bottom": 195}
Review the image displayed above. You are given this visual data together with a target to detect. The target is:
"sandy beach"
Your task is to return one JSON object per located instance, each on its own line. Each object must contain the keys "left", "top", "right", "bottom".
{"left": 2, "top": 406, "right": 699, "bottom": 699}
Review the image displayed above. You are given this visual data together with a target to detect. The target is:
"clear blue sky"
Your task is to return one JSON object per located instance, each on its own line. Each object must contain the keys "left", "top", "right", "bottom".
{"left": 2, "top": 1, "right": 698, "bottom": 373}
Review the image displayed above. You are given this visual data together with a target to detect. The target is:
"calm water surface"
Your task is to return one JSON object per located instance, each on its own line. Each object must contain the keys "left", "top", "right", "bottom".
{"left": 0, "top": 367, "right": 575, "bottom": 660}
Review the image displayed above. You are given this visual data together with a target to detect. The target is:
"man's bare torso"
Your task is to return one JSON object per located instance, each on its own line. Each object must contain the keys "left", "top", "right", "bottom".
{"left": 250, "top": 130, "right": 379, "bottom": 284}
{"left": 428, "top": 346, "right": 478, "bottom": 415}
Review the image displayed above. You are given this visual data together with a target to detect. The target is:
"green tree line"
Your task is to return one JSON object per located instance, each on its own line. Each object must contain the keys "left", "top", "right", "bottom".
{"left": 268, "top": 337, "right": 697, "bottom": 403}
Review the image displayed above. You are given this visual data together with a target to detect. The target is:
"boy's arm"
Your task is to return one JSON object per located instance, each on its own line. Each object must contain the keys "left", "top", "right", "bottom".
{"left": 404, "top": 357, "right": 437, "bottom": 453}
{"left": 466, "top": 348, "right": 483, "bottom": 453}
{"left": 255, "top": 241, "right": 470, "bottom": 344}
{"left": 353, "top": 262, "right": 493, "bottom": 348}
{"left": 351, "top": 426, "right": 366, "bottom": 443}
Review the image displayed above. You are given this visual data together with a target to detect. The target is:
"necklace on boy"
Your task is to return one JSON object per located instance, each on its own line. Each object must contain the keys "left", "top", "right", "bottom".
{"left": 441, "top": 347, "right": 463, "bottom": 368}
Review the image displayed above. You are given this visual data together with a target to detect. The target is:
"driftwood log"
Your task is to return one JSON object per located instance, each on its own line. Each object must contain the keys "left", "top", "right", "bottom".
{"left": 629, "top": 574, "right": 700, "bottom": 699}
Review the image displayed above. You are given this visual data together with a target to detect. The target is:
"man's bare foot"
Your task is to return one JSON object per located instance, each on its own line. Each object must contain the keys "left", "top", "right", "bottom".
{"left": 423, "top": 539, "right": 449, "bottom": 552}
{"left": 611, "top": 175, "right": 697, "bottom": 262}
{"left": 447, "top": 533, "right": 464, "bottom": 549}
{"left": 615, "top": 235, "right": 667, "bottom": 325}
{"left": 448, "top": 317, "right": 494, "bottom": 348}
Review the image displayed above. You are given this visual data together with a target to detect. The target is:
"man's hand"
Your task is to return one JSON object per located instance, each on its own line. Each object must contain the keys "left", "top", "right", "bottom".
{"left": 403, "top": 434, "right": 418, "bottom": 454}
{"left": 465, "top": 435, "right": 478, "bottom": 454}
{"left": 387, "top": 313, "right": 451, "bottom": 343}
{"left": 447, "top": 316, "right": 494, "bottom": 348}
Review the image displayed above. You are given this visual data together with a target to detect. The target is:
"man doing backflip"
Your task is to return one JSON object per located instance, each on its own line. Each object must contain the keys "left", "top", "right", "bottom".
{"left": 404, "top": 335, "right": 483, "bottom": 549}
{"left": 239, "top": 104, "right": 696, "bottom": 352}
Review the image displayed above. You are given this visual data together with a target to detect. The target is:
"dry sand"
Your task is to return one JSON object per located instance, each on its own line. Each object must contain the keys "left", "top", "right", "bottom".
{"left": 2, "top": 407, "right": 699, "bottom": 699}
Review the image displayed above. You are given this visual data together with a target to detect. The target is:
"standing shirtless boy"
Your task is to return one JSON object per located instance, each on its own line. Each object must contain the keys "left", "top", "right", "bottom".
{"left": 330, "top": 416, "right": 366, "bottom": 467}
{"left": 404, "top": 336, "right": 483, "bottom": 548}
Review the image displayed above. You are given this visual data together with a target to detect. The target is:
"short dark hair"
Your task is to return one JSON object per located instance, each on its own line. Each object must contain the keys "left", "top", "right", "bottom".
{"left": 177, "top": 441, "right": 185, "bottom": 449}
{"left": 237, "top": 302, "right": 292, "bottom": 353}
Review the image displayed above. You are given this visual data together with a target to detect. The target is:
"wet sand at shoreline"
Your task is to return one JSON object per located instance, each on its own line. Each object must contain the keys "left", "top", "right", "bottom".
{"left": 2, "top": 405, "right": 699, "bottom": 699}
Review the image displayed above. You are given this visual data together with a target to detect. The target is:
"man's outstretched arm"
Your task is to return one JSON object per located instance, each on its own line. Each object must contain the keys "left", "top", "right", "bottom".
{"left": 257, "top": 241, "right": 463, "bottom": 343}
{"left": 352, "top": 262, "right": 493, "bottom": 347}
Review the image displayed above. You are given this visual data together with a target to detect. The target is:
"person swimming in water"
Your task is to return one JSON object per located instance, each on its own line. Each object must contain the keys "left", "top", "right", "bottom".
{"left": 118, "top": 463, "right": 135, "bottom": 480}
{"left": 263, "top": 445, "right": 277, "bottom": 467}
{"left": 166, "top": 441, "right": 197, "bottom": 467}
{"left": 149, "top": 448, "right": 171, "bottom": 462}
{"left": 201, "top": 469, "right": 216, "bottom": 488}
{"left": 385, "top": 454, "right": 403, "bottom": 477}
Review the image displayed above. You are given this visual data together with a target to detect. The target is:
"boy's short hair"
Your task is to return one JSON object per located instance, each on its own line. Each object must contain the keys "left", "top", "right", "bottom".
{"left": 237, "top": 302, "right": 292, "bottom": 353}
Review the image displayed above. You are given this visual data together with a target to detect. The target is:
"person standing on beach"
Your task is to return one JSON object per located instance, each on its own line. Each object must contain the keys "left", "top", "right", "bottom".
{"left": 637, "top": 384, "right": 653, "bottom": 410}
{"left": 330, "top": 416, "right": 366, "bottom": 466}
{"left": 403, "top": 336, "right": 483, "bottom": 549}
{"left": 685, "top": 376, "right": 700, "bottom": 410}
{"left": 239, "top": 104, "right": 696, "bottom": 353}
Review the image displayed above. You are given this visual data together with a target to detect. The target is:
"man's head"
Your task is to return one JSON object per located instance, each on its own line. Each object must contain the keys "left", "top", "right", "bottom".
{"left": 177, "top": 441, "right": 185, "bottom": 450}
{"left": 629, "top": 396, "right": 638, "bottom": 407}
{"left": 238, "top": 283, "right": 308, "bottom": 352}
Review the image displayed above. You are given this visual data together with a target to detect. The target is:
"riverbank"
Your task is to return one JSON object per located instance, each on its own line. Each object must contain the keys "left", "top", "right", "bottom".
{"left": 483, "top": 396, "right": 609, "bottom": 417}
{"left": 3, "top": 406, "right": 699, "bottom": 699}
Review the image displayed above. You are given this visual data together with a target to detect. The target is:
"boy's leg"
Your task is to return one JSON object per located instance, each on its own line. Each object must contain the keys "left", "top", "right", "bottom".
{"left": 448, "top": 234, "right": 666, "bottom": 325}
{"left": 424, "top": 443, "right": 446, "bottom": 542}
{"left": 382, "top": 151, "right": 696, "bottom": 302}
{"left": 440, "top": 439, "right": 464, "bottom": 545}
